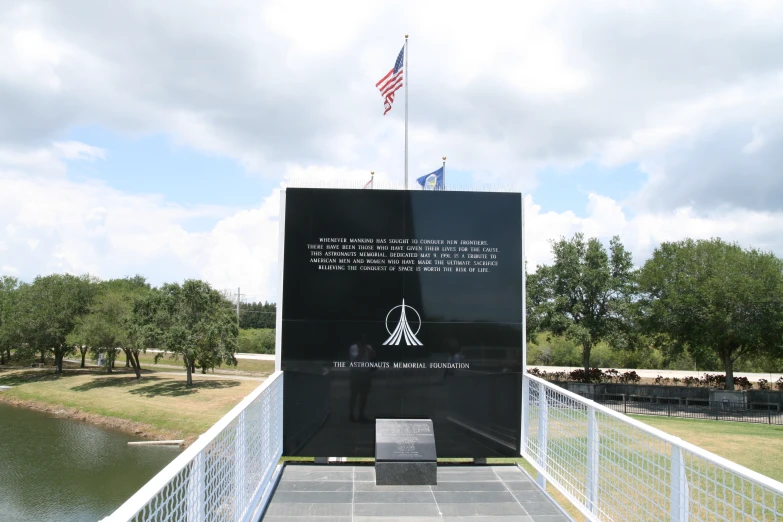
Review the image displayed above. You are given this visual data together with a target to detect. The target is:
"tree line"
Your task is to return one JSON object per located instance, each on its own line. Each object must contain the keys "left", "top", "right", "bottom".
{"left": 0, "top": 275, "right": 238, "bottom": 386}
{"left": 528, "top": 234, "right": 783, "bottom": 390}
{"left": 2, "top": 234, "right": 781, "bottom": 391}
{"left": 239, "top": 301, "right": 276, "bottom": 329}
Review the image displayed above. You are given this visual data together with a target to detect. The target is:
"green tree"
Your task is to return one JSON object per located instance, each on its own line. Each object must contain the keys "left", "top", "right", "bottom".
{"left": 530, "top": 233, "right": 636, "bottom": 378}
{"left": 135, "top": 279, "right": 238, "bottom": 386}
{"left": 239, "top": 301, "right": 276, "bottom": 329}
{"left": 14, "top": 274, "right": 97, "bottom": 373}
{"left": 638, "top": 238, "right": 783, "bottom": 390}
{"left": 0, "top": 276, "right": 20, "bottom": 364}
{"left": 68, "top": 277, "right": 151, "bottom": 376}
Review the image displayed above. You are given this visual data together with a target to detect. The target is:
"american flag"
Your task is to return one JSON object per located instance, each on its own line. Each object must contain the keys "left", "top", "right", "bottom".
{"left": 376, "top": 46, "right": 404, "bottom": 115}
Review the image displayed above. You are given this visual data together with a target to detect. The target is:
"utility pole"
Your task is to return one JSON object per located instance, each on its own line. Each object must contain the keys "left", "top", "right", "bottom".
{"left": 236, "top": 287, "right": 241, "bottom": 326}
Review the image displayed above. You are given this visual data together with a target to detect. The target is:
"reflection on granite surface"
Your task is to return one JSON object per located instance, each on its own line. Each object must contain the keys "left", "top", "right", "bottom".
{"left": 281, "top": 188, "right": 523, "bottom": 458}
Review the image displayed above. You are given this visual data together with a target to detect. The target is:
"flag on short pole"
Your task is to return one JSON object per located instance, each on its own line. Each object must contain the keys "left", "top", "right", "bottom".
{"left": 376, "top": 46, "right": 405, "bottom": 115}
{"left": 416, "top": 166, "right": 444, "bottom": 190}
{"left": 362, "top": 172, "right": 374, "bottom": 189}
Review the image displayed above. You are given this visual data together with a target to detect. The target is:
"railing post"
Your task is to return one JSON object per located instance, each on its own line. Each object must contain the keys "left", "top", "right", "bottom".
{"left": 537, "top": 380, "right": 548, "bottom": 489}
{"left": 522, "top": 375, "right": 530, "bottom": 454}
{"left": 586, "top": 405, "right": 599, "bottom": 518}
{"left": 234, "top": 411, "right": 247, "bottom": 520}
{"left": 187, "top": 452, "right": 206, "bottom": 522}
{"left": 670, "top": 445, "right": 689, "bottom": 521}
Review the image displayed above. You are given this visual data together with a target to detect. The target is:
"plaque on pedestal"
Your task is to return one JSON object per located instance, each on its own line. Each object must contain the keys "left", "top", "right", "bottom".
{"left": 375, "top": 419, "right": 437, "bottom": 485}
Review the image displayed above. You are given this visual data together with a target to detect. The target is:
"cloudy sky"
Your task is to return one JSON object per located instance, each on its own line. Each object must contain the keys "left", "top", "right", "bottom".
{"left": 2, "top": 0, "right": 782, "bottom": 302}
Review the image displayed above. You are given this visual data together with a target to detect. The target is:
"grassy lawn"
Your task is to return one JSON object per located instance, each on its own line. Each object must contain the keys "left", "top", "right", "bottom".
{"left": 114, "top": 352, "right": 275, "bottom": 375}
{"left": 629, "top": 414, "right": 783, "bottom": 483}
{"left": 0, "top": 368, "right": 260, "bottom": 441}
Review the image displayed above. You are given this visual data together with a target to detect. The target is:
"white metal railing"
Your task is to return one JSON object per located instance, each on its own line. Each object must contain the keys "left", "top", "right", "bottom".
{"left": 105, "top": 371, "right": 284, "bottom": 522}
{"left": 522, "top": 373, "right": 783, "bottom": 521}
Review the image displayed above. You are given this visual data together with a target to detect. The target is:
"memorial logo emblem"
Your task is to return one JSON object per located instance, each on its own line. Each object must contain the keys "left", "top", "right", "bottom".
{"left": 382, "top": 299, "right": 423, "bottom": 346}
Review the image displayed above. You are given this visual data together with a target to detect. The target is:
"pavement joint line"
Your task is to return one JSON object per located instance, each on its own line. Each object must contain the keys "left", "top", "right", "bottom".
{"left": 491, "top": 466, "right": 528, "bottom": 516}
{"left": 428, "top": 482, "right": 444, "bottom": 519}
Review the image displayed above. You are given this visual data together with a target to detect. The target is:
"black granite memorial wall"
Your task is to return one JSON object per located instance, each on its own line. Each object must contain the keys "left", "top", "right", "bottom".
{"left": 280, "top": 187, "right": 523, "bottom": 458}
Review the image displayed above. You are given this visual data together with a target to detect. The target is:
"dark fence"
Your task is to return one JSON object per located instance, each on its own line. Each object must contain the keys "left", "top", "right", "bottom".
{"left": 577, "top": 392, "right": 783, "bottom": 425}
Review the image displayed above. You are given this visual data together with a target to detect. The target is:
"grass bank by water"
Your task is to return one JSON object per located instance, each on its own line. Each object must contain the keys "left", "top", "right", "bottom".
{"left": 0, "top": 367, "right": 261, "bottom": 445}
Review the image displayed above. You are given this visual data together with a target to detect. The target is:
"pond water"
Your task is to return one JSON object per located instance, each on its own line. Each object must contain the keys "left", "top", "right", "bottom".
{"left": 0, "top": 401, "right": 181, "bottom": 521}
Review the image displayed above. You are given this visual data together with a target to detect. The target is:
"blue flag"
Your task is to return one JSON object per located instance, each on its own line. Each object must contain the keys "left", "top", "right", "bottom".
{"left": 416, "top": 166, "right": 444, "bottom": 190}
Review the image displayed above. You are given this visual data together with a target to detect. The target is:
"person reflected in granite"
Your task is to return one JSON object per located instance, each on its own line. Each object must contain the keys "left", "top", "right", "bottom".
{"left": 444, "top": 338, "right": 466, "bottom": 378}
{"left": 348, "top": 334, "right": 376, "bottom": 423}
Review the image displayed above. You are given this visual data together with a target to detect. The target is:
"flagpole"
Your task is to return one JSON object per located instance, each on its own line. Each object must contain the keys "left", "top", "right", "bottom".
{"left": 371, "top": 171, "right": 374, "bottom": 190}
{"left": 404, "top": 34, "right": 409, "bottom": 190}
{"left": 442, "top": 156, "right": 446, "bottom": 191}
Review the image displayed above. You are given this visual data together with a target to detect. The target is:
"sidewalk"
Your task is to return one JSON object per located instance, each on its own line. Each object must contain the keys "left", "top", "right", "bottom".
{"left": 144, "top": 349, "right": 274, "bottom": 361}
{"left": 529, "top": 366, "right": 783, "bottom": 382}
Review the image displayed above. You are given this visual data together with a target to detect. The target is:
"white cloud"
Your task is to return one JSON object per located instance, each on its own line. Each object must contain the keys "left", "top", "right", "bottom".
{"left": 742, "top": 125, "right": 767, "bottom": 155}
{"left": 0, "top": 143, "right": 283, "bottom": 300}
{"left": 2, "top": 1, "right": 783, "bottom": 296}
{"left": 525, "top": 193, "right": 783, "bottom": 270}
{"left": 1, "top": 265, "right": 19, "bottom": 276}
{"left": 52, "top": 141, "right": 106, "bottom": 161}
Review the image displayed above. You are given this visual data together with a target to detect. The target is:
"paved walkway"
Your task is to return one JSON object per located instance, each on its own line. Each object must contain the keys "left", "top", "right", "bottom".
{"left": 529, "top": 366, "right": 783, "bottom": 382}
{"left": 261, "top": 463, "right": 571, "bottom": 521}
{"left": 145, "top": 349, "right": 275, "bottom": 361}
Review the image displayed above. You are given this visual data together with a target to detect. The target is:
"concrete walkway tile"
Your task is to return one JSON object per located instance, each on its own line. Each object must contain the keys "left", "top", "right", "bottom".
{"left": 354, "top": 469, "right": 377, "bottom": 481}
{"left": 431, "top": 482, "right": 508, "bottom": 492}
{"left": 530, "top": 515, "right": 572, "bottom": 522}
{"left": 522, "top": 501, "right": 566, "bottom": 516}
{"left": 275, "top": 480, "right": 352, "bottom": 492}
{"left": 438, "top": 502, "right": 527, "bottom": 516}
{"left": 353, "top": 503, "right": 442, "bottom": 517}
{"left": 354, "top": 482, "right": 433, "bottom": 492}
{"left": 443, "top": 515, "right": 533, "bottom": 522}
{"left": 264, "top": 515, "right": 351, "bottom": 522}
{"left": 505, "top": 481, "right": 539, "bottom": 492}
{"left": 433, "top": 491, "right": 519, "bottom": 504}
{"left": 263, "top": 502, "right": 352, "bottom": 517}
{"left": 354, "top": 518, "right": 443, "bottom": 522}
{"left": 267, "top": 491, "right": 352, "bottom": 504}
{"left": 354, "top": 491, "right": 435, "bottom": 503}
{"left": 511, "top": 489, "right": 552, "bottom": 503}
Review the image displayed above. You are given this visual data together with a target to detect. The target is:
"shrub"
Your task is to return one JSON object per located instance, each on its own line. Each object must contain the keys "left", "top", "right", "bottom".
{"left": 526, "top": 342, "right": 553, "bottom": 366}
{"left": 777, "top": 377, "right": 783, "bottom": 391}
{"left": 757, "top": 379, "right": 770, "bottom": 390}
{"left": 588, "top": 343, "right": 616, "bottom": 368}
{"left": 550, "top": 337, "right": 582, "bottom": 366}
{"left": 735, "top": 376, "right": 753, "bottom": 390}
{"left": 654, "top": 375, "right": 671, "bottom": 385}
{"left": 568, "top": 367, "right": 604, "bottom": 383}
{"left": 701, "top": 373, "right": 725, "bottom": 388}
{"left": 604, "top": 369, "right": 620, "bottom": 382}
{"left": 238, "top": 328, "right": 275, "bottom": 354}
{"left": 619, "top": 371, "right": 641, "bottom": 384}
{"left": 683, "top": 376, "right": 699, "bottom": 387}
{"left": 671, "top": 377, "right": 681, "bottom": 385}
{"left": 569, "top": 369, "right": 587, "bottom": 382}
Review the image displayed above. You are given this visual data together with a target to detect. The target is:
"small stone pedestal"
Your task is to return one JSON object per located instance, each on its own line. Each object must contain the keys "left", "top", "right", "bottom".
{"left": 375, "top": 419, "right": 437, "bottom": 485}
